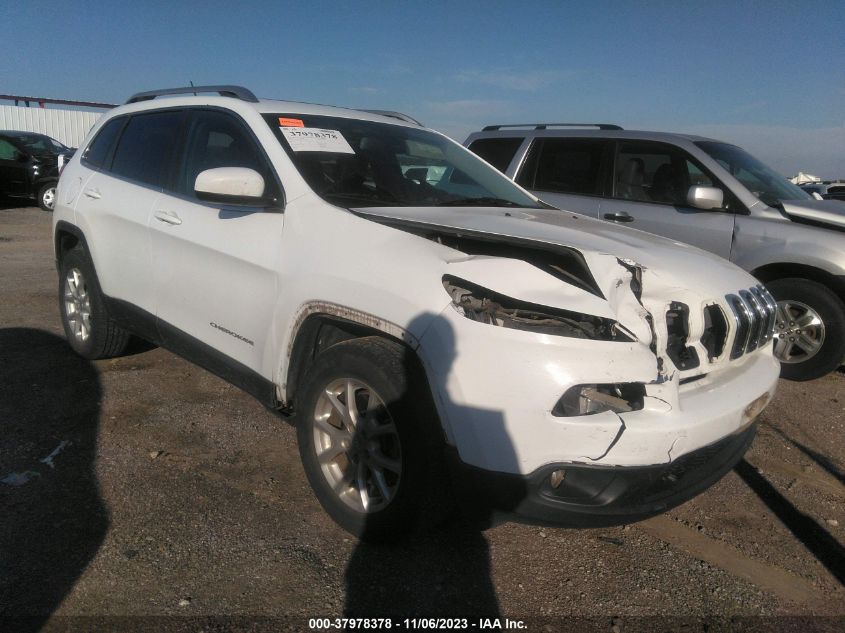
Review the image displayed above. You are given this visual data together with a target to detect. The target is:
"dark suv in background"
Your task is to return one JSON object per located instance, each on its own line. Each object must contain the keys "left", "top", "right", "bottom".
{"left": 0, "top": 131, "right": 75, "bottom": 211}
{"left": 465, "top": 124, "right": 845, "bottom": 381}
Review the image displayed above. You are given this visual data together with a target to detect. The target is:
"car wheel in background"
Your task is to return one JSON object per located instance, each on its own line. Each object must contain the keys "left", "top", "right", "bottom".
{"left": 766, "top": 278, "right": 845, "bottom": 381}
{"left": 38, "top": 183, "right": 57, "bottom": 211}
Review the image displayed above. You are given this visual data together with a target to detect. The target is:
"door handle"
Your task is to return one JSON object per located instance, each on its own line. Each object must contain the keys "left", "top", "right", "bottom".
{"left": 154, "top": 210, "right": 182, "bottom": 226}
{"left": 603, "top": 212, "right": 635, "bottom": 222}
{"left": 83, "top": 188, "right": 101, "bottom": 200}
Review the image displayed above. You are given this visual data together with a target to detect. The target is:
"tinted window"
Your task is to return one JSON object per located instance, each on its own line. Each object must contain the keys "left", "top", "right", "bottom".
{"left": 467, "top": 137, "right": 523, "bottom": 173}
{"left": 0, "top": 138, "right": 19, "bottom": 161}
{"left": 615, "top": 142, "right": 715, "bottom": 206}
{"left": 177, "top": 109, "right": 273, "bottom": 197}
{"left": 110, "top": 111, "right": 184, "bottom": 188}
{"left": 83, "top": 117, "right": 125, "bottom": 169}
{"left": 523, "top": 138, "right": 607, "bottom": 195}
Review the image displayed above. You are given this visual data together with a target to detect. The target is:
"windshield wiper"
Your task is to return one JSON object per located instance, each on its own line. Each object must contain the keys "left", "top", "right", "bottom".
{"left": 437, "top": 196, "right": 520, "bottom": 207}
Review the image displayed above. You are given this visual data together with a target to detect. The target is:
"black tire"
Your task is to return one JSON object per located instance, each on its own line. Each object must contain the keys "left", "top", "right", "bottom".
{"left": 37, "top": 182, "right": 57, "bottom": 212}
{"left": 58, "top": 246, "right": 130, "bottom": 359}
{"left": 766, "top": 278, "right": 845, "bottom": 381}
{"left": 296, "top": 336, "right": 452, "bottom": 542}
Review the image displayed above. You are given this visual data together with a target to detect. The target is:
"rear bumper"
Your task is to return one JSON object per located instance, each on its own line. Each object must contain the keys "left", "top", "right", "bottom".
{"left": 448, "top": 423, "right": 756, "bottom": 528}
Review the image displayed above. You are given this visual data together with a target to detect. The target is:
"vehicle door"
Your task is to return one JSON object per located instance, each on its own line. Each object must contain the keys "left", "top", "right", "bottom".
{"left": 150, "top": 108, "right": 284, "bottom": 375}
{"left": 75, "top": 111, "right": 184, "bottom": 330}
{"left": 599, "top": 140, "right": 736, "bottom": 259}
{"left": 514, "top": 137, "right": 610, "bottom": 217}
{"left": 0, "top": 137, "right": 30, "bottom": 196}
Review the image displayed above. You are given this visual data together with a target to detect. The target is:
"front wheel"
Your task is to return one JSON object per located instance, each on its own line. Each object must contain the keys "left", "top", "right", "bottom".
{"left": 38, "top": 182, "right": 57, "bottom": 211}
{"left": 766, "top": 278, "right": 845, "bottom": 381}
{"left": 296, "top": 336, "right": 451, "bottom": 542}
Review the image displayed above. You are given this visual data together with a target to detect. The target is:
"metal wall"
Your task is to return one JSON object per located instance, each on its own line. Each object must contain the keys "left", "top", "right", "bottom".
{"left": 0, "top": 105, "right": 103, "bottom": 149}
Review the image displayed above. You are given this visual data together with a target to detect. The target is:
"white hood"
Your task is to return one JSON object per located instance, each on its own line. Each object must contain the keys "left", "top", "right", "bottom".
{"left": 357, "top": 205, "right": 757, "bottom": 298}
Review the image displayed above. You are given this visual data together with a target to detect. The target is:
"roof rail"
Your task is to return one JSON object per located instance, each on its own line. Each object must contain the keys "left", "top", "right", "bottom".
{"left": 359, "top": 109, "right": 422, "bottom": 126}
{"left": 126, "top": 85, "right": 259, "bottom": 104}
{"left": 482, "top": 123, "right": 623, "bottom": 131}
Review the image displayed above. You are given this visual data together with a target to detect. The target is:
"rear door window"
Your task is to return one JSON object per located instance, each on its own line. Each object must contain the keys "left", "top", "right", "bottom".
{"left": 466, "top": 137, "right": 524, "bottom": 173}
{"left": 110, "top": 111, "right": 185, "bottom": 188}
{"left": 517, "top": 138, "right": 609, "bottom": 196}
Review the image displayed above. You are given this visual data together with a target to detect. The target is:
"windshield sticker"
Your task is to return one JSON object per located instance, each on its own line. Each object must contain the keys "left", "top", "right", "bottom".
{"left": 278, "top": 117, "right": 304, "bottom": 127}
{"left": 280, "top": 127, "right": 355, "bottom": 154}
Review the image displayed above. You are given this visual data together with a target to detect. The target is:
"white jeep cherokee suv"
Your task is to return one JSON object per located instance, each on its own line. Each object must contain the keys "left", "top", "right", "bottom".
{"left": 53, "top": 86, "right": 779, "bottom": 540}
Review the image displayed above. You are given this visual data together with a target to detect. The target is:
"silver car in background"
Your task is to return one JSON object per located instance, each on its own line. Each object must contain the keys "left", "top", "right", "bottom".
{"left": 465, "top": 125, "right": 845, "bottom": 381}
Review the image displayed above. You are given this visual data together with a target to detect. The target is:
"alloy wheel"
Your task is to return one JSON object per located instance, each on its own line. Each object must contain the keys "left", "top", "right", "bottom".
{"left": 64, "top": 268, "right": 92, "bottom": 343}
{"left": 312, "top": 378, "right": 402, "bottom": 513}
{"left": 774, "top": 300, "right": 824, "bottom": 363}
{"left": 42, "top": 186, "right": 56, "bottom": 210}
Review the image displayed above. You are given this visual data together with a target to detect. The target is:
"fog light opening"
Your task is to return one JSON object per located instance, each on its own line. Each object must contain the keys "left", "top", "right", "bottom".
{"left": 553, "top": 383, "right": 646, "bottom": 417}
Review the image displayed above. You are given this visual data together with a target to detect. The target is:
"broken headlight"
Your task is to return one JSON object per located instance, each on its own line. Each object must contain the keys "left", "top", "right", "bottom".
{"left": 553, "top": 383, "right": 645, "bottom": 417}
{"left": 443, "top": 276, "right": 634, "bottom": 342}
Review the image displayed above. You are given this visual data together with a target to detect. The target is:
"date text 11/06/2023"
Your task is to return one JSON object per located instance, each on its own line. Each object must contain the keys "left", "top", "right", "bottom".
{"left": 308, "top": 618, "right": 527, "bottom": 630}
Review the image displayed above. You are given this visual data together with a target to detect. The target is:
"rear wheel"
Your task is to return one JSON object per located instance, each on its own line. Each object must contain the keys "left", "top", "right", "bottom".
{"left": 59, "top": 246, "right": 130, "bottom": 359}
{"left": 296, "top": 336, "right": 451, "bottom": 542}
{"left": 766, "top": 278, "right": 845, "bottom": 381}
{"left": 38, "top": 183, "right": 56, "bottom": 211}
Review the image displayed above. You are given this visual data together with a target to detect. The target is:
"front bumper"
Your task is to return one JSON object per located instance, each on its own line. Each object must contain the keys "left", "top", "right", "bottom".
{"left": 447, "top": 423, "right": 757, "bottom": 528}
{"left": 419, "top": 304, "right": 779, "bottom": 474}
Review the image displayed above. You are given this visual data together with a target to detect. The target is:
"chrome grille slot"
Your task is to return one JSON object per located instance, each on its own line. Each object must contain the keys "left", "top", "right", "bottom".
{"left": 741, "top": 289, "right": 765, "bottom": 351}
{"left": 727, "top": 293, "right": 753, "bottom": 359}
{"left": 725, "top": 286, "right": 777, "bottom": 360}
{"left": 757, "top": 285, "right": 778, "bottom": 344}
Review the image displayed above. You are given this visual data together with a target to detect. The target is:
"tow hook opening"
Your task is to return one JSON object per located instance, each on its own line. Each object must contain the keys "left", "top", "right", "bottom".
{"left": 553, "top": 383, "right": 646, "bottom": 417}
{"left": 743, "top": 392, "right": 770, "bottom": 423}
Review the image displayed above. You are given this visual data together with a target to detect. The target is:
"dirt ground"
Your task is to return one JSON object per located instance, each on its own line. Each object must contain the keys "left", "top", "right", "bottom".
{"left": 1, "top": 204, "right": 843, "bottom": 633}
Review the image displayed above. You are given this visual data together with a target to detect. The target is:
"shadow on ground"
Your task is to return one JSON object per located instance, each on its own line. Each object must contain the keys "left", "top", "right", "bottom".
{"left": 0, "top": 328, "right": 106, "bottom": 630}
{"left": 342, "top": 314, "right": 521, "bottom": 619}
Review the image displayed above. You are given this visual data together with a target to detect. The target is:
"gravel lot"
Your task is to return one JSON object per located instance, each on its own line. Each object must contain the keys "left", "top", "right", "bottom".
{"left": 1, "top": 204, "right": 843, "bottom": 632}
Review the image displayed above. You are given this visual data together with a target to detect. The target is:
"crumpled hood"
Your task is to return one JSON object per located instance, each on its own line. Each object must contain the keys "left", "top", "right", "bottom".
{"left": 357, "top": 205, "right": 756, "bottom": 299}
{"left": 780, "top": 198, "right": 845, "bottom": 229}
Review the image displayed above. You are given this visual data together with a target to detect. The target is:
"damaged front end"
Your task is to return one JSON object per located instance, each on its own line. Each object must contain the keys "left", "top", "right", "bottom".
{"left": 442, "top": 276, "right": 633, "bottom": 342}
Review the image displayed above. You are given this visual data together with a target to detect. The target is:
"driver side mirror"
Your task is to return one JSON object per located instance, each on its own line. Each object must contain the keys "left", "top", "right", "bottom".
{"left": 16, "top": 151, "right": 29, "bottom": 163}
{"left": 194, "top": 167, "right": 273, "bottom": 206}
{"left": 687, "top": 185, "right": 724, "bottom": 210}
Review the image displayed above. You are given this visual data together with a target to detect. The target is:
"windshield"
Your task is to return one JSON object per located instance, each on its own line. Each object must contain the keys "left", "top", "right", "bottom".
{"left": 695, "top": 141, "right": 811, "bottom": 207}
{"left": 7, "top": 133, "right": 68, "bottom": 154}
{"left": 264, "top": 114, "right": 540, "bottom": 208}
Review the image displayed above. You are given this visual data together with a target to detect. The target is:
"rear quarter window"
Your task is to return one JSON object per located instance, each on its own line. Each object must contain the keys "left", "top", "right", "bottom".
{"left": 466, "top": 137, "right": 524, "bottom": 173}
{"left": 82, "top": 117, "right": 126, "bottom": 169}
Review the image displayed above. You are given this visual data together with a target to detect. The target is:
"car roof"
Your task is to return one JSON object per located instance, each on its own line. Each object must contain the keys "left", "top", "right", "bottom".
{"left": 0, "top": 130, "right": 51, "bottom": 138}
{"left": 469, "top": 128, "right": 722, "bottom": 144}
{"left": 113, "top": 90, "right": 422, "bottom": 129}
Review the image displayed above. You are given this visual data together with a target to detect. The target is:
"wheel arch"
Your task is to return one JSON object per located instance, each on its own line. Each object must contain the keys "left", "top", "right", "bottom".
{"left": 752, "top": 262, "right": 845, "bottom": 304}
{"left": 281, "top": 306, "right": 424, "bottom": 415}
{"left": 53, "top": 220, "right": 88, "bottom": 264}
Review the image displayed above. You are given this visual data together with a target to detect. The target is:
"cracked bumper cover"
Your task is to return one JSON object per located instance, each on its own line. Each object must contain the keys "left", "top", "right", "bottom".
{"left": 447, "top": 422, "right": 757, "bottom": 527}
{"left": 419, "top": 305, "right": 780, "bottom": 475}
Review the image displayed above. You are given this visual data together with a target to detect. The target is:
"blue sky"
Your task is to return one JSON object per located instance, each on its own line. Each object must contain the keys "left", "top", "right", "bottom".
{"left": 4, "top": 1, "right": 844, "bottom": 177}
